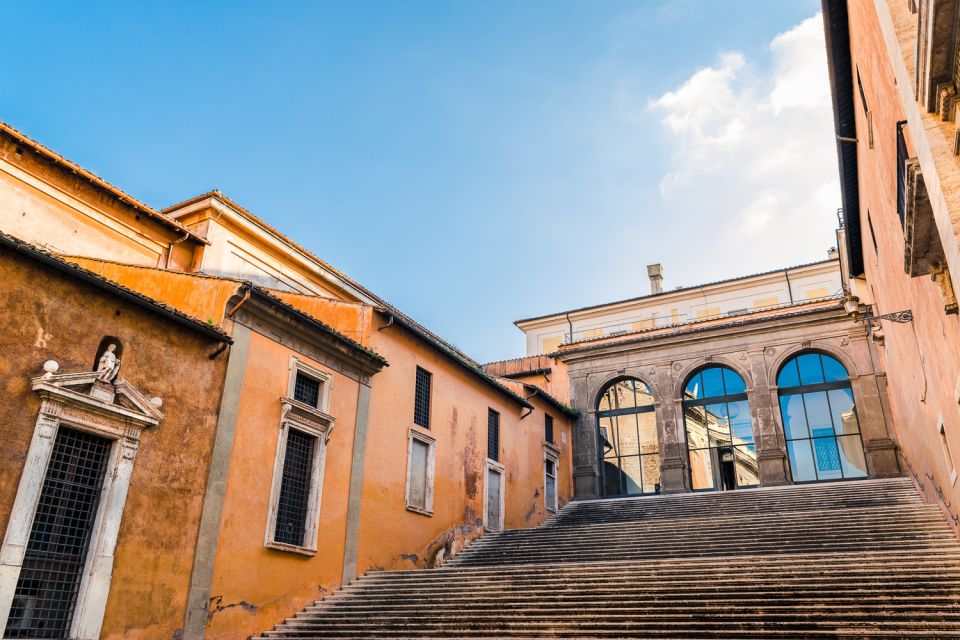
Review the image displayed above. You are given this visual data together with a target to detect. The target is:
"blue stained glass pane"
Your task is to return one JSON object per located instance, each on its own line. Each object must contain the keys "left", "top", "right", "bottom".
{"left": 787, "top": 440, "right": 817, "bottom": 482}
{"left": 821, "top": 355, "right": 848, "bottom": 382}
{"left": 700, "top": 367, "right": 725, "bottom": 399}
{"left": 722, "top": 368, "right": 747, "bottom": 395}
{"left": 778, "top": 359, "right": 801, "bottom": 388}
{"left": 779, "top": 394, "right": 809, "bottom": 439}
{"left": 684, "top": 373, "right": 703, "bottom": 400}
{"left": 797, "top": 353, "right": 825, "bottom": 385}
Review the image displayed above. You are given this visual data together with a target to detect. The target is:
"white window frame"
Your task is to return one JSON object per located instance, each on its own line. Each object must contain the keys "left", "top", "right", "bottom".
{"left": 483, "top": 459, "right": 506, "bottom": 532}
{"left": 0, "top": 366, "right": 162, "bottom": 640}
{"left": 263, "top": 375, "right": 335, "bottom": 555}
{"left": 288, "top": 355, "right": 333, "bottom": 412}
{"left": 938, "top": 416, "right": 958, "bottom": 487}
{"left": 404, "top": 428, "right": 437, "bottom": 516}
{"left": 544, "top": 445, "right": 560, "bottom": 513}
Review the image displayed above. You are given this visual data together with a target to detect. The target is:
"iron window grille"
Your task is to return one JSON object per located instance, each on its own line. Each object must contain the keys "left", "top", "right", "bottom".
{"left": 293, "top": 371, "right": 321, "bottom": 408}
{"left": 273, "top": 428, "right": 317, "bottom": 547}
{"left": 545, "top": 414, "right": 554, "bottom": 444}
{"left": 5, "top": 427, "right": 111, "bottom": 638}
{"left": 487, "top": 409, "right": 500, "bottom": 462}
{"left": 414, "top": 367, "right": 432, "bottom": 429}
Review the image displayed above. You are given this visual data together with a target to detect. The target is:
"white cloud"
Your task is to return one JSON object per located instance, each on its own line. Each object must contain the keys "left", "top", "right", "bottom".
{"left": 648, "top": 13, "right": 840, "bottom": 271}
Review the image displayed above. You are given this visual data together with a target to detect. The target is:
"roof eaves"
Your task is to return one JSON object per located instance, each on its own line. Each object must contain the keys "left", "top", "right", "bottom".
{"left": 821, "top": 0, "right": 864, "bottom": 278}
{"left": 242, "top": 284, "right": 388, "bottom": 369}
{"left": 514, "top": 258, "right": 839, "bottom": 325}
{"left": 377, "top": 308, "right": 533, "bottom": 410}
{"left": 0, "top": 232, "right": 231, "bottom": 344}
{"left": 555, "top": 300, "right": 846, "bottom": 357}
{"left": 0, "top": 121, "right": 208, "bottom": 246}
{"left": 522, "top": 383, "right": 579, "bottom": 418}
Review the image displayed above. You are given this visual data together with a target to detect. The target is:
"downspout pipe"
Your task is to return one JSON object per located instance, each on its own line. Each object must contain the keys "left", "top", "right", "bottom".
{"left": 783, "top": 269, "right": 795, "bottom": 304}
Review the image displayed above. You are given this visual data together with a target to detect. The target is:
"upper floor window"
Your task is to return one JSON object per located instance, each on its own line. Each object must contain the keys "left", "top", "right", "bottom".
{"left": 545, "top": 414, "right": 554, "bottom": 444}
{"left": 682, "top": 366, "right": 757, "bottom": 491}
{"left": 414, "top": 367, "right": 432, "bottom": 429}
{"left": 289, "top": 357, "right": 331, "bottom": 412}
{"left": 487, "top": 409, "right": 500, "bottom": 462}
{"left": 777, "top": 352, "right": 867, "bottom": 483}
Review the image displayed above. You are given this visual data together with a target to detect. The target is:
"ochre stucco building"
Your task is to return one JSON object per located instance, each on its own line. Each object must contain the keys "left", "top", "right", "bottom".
{"left": 0, "top": 122, "right": 574, "bottom": 640}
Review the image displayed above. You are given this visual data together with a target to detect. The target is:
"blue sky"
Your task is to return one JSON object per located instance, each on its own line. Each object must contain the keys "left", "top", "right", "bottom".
{"left": 1, "top": 1, "right": 834, "bottom": 362}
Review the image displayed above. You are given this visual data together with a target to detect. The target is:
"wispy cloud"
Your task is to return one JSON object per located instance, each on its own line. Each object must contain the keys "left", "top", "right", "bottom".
{"left": 648, "top": 14, "right": 839, "bottom": 269}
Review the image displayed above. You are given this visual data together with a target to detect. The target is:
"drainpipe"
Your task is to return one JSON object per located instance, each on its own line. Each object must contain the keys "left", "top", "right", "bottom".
{"left": 783, "top": 270, "right": 795, "bottom": 304}
{"left": 226, "top": 289, "right": 251, "bottom": 318}
{"left": 165, "top": 231, "right": 191, "bottom": 269}
{"left": 565, "top": 313, "right": 573, "bottom": 344}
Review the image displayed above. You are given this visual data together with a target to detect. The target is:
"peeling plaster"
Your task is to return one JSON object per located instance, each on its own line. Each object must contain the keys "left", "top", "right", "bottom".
{"left": 207, "top": 595, "right": 257, "bottom": 620}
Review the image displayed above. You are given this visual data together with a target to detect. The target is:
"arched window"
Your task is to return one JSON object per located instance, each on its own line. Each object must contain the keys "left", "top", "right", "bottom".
{"left": 596, "top": 378, "right": 659, "bottom": 497}
{"left": 683, "top": 366, "right": 757, "bottom": 491}
{"left": 777, "top": 352, "right": 867, "bottom": 482}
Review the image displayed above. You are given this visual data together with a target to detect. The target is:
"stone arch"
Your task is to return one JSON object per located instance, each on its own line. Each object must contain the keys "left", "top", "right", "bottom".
{"left": 588, "top": 371, "right": 662, "bottom": 412}
{"left": 672, "top": 355, "right": 753, "bottom": 403}
{"left": 767, "top": 343, "right": 860, "bottom": 388}
{"left": 593, "top": 375, "right": 662, "bottom": 497}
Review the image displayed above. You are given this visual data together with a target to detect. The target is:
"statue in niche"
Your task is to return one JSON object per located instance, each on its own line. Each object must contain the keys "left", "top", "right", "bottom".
{"left": 96, "top": 343, "right": 121, "bottom": 383}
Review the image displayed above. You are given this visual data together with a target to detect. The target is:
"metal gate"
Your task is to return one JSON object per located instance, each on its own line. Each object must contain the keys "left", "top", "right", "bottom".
{"left": 4, "top": 427, "right": 111, "bottom": 638}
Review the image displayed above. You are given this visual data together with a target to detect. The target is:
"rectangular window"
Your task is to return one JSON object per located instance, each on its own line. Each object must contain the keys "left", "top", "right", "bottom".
{"left": 6, "top": 427, "right": 111, "bottom": 637}
{"left": 273, "top": 428, "right": 317, "bottom": 547}
{"left": 940, "top": 418, "right": 958, "bottom": 485}
{"left": 545, "top": 414, "right": 554, "bottom": 444}
{"left": 896, "top": 120, "right": 909, "bottom": 228}
{"left": 487, "top": 409, "right": 500, "bottom": 462}
{"left": 293, "top": 372, "right": 321, "bottom": 407}
{"left": 414, "top": 367, "right": 432, "bottom": 429}
{"left": 405, "top": 430, "right": 436, "bottom": 515}
{"left": 545, "top": 456, "right": 558, "bottom": 513}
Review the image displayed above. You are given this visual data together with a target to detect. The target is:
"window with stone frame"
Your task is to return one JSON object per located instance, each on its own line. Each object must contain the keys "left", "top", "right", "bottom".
{"left": 544, "top": 453, "right": 559, "bottom": 513}
{"left": 264, "top": 358, "right": 335, "bottom": 554}
{"left": 405, "top": 429, "right": 436, "bottom": 515}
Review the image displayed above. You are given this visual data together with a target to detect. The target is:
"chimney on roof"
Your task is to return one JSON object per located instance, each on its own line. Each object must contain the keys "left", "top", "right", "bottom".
{"left": 647, "top": 263, "right": 663, "bottom": 295}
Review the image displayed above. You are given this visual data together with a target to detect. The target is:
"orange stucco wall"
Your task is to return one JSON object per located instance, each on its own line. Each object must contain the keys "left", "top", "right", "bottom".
{"left": 0, "top": 243, "right": 227, "bottom": 639}
{"left": 203, "top": 329, "right": 363, "bottom": 639}
{"left": 848, "top": 0, "right": 960, "bottom": 533}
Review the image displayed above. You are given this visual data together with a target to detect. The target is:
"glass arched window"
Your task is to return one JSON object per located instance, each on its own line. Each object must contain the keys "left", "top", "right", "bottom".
{"left": 597, "top": 378, "right": 660, "bottom": 496}
{"left": 683, "top": 366, "right": 758, "bottom": 491}
{"left": 777, "top": 352, "right": 867, "bottom": 482}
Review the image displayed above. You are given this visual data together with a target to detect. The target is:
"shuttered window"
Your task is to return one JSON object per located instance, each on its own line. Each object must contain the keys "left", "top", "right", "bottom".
{"left": 545, "top": 458, "right": 558, "bottom": 513}
{"left": 408, "top": 439, "right": 430, "bottom": 511}
{"left": 274, "top": 428, "right": 316, "bottom": 546}
{"left": 414, "top": 367, "right": 432, "bottom": 429}
{"left": 545, "top": 414, "right": 554, "bottom": 444}
{"left": 487, "top": 409, "right": 500, "bottom": 462}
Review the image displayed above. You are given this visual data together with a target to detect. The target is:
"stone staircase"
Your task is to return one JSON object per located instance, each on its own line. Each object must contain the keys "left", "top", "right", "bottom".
{"left": 256, "top": 478, "right": 960, "bottom": 639}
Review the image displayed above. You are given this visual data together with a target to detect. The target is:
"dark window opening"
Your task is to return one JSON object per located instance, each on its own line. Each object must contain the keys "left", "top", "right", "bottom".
{"left": 274, "top": 428, "right": 316, "bottom": 546}
{"left": 896, "top": 120, "right": 909, "bottom": 227}
{"left": 5, "top": 427, "right": 111, "bottom": 638}
{"left": 545, "top": 414, "right": 554, "bottom": 444}
{"left": 414, "top": 367, "right": 432, "bottom": 429}
{"left": 487, "top": 409, "right": 500, "bottom": 462}
{"left": 293, "top": 371, "right": 321, "bottom": 408}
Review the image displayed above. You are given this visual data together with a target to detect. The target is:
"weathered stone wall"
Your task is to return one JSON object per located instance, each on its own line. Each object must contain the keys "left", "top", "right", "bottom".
{"left": 0, "top": 244, "right": 228, "bottom": 639}
{"left": 560, "top": 304, "right": 898, "bottom": 498}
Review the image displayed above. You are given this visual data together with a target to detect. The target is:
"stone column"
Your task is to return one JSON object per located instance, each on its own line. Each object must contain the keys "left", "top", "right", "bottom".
{"left": 748, "top": 349, "right": 790, "bottom": 486}
{"left": 657, "top": 363, "right": 688, "bottom": 494}
{"left": 570, "top": 374, "right": 599, "bottom": 499}
{"left": 853, "top": 372, "right": 900, "bottom": 477}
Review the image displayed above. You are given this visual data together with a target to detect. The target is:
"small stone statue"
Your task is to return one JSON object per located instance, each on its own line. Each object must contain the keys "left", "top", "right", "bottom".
{"left": 96, "top": 343, "right": 121, "bottom": 383}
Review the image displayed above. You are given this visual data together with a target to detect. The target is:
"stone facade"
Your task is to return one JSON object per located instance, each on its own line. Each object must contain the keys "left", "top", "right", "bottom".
{"left": 558, "top": 301, "right": 899, "bottom": 498}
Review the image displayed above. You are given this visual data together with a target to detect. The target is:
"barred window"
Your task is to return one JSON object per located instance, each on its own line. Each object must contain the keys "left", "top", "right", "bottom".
{"left": 545, "top": 414, "right": 554, "bottom": 444}
{"left": 294, "top": 371, "right": 321, "bottom": 408}
{"left": 487, "top": 409, "right": 500, "bottom": 462}
{"left": 414, "top": 367, "right": 432, "bottom": 429}
{"left": 273, "top": 428, "right": 317, "bottom": 547}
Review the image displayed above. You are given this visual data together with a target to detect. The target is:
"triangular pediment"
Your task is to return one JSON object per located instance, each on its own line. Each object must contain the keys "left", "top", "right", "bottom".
{"left": 32, "top": 370, "right": 164, "bottom": 425}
